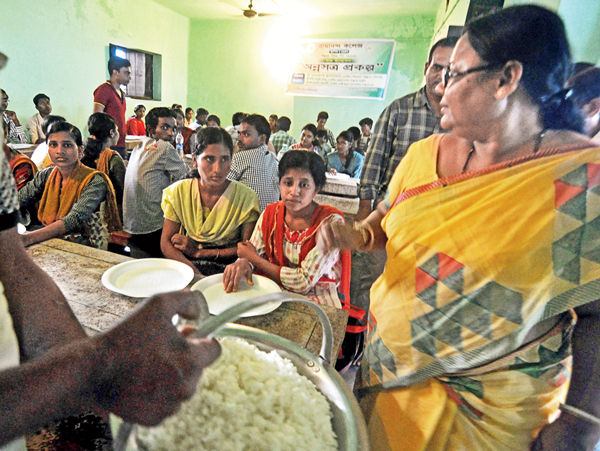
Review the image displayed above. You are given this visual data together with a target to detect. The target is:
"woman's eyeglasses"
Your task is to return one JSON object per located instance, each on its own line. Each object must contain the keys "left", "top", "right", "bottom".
{"left": 442, "top": 65, "right": 495, "bottom": 88}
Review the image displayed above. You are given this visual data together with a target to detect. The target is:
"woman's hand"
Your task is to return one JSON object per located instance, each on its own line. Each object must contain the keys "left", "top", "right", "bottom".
{"left": 317, "top": 220, "right": 366, "bottom": 253}
{"left": 237, "top": 240, "right": 258, "bottom": 261}
{"left": 223, "top": 258, "right": 253, "bottom": 293}
{"left": 171, "top": 234, "right": 200, "bottom": 258}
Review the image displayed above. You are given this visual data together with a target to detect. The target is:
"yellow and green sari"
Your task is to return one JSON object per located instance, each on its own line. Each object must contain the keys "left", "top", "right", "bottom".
{"left": 360, "top": 134, "right": 600, "bottom": 450}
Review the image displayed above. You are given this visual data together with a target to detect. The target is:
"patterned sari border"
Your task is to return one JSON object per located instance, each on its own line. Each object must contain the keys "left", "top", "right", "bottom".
{"left": 361, "top": 276, "right": 599, "bottom": 396}
{"left": 390, "top": 141, "right": 597, "bottom": 210}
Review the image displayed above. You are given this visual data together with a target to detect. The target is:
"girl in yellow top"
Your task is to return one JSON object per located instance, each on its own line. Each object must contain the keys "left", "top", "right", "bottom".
{"left": 161, "top": 127, "right": 260, "bottom": 276}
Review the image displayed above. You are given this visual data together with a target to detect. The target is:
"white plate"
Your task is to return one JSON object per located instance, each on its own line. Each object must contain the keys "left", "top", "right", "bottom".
{"left": 7, "top": 143, "right": 34, "bottom": 150}
{"left": 191, "top": 274, "right": 282, "bottom": 317}
{"left": 102, "top": 259, "right": 194, "bottom": 298}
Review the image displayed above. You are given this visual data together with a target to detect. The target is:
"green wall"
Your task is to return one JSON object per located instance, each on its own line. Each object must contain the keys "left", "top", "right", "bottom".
{"left": 504, "top": 0, "right": 600, "bottom": 64}
{"left": 187, "top": 13, "right": 436, "bottom": 139}
{"left": 1, "top": 0, "right": 597, "bottom": 141}
{"left": 0, "top": 0, "right": 189, "bottom": 136}
{"left": 558, "top": 0, "right": 600, "bottom": 64}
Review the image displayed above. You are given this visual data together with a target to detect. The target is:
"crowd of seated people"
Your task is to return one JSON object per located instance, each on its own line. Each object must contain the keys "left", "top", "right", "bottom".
{"left": 268, "top": 113, "right": 371, "bottom": 179}
{"left": 5, "top": 95, "right": 427, "bottom": 274}
{"left": 7, "top": 101, "right": 365, "bottom": 312}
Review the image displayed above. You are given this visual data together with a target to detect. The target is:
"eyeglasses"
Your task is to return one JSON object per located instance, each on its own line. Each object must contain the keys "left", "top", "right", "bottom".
{"left": 1, "top": 98, "right": 8, "bottom": 103}
{"left": 442, "top": 64, "right": 495, "bottom": 88}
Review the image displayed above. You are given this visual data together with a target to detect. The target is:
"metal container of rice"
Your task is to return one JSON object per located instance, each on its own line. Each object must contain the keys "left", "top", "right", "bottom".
{"left": 112, "top": 293, "right": 369, "bottom": 451}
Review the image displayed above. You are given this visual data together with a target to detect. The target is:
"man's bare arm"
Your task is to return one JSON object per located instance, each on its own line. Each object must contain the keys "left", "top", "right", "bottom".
{"left": 0, "top": 226, "right": 221, "bottom": 444}
{"left": 93, "top": 104, "right": 105, "bottom": 113}
{"left": 0, "top": 226, "right": 85, "bottom": 361}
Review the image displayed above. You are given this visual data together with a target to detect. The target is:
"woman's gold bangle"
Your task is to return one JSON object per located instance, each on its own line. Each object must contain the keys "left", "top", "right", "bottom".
{"left": 353, "top": 221, "right": 375, "bottom": 252}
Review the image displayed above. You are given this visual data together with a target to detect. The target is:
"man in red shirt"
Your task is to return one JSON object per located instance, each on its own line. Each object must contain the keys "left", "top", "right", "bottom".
{"left": 93, "top": 56, "right": 131, "bottom": 159}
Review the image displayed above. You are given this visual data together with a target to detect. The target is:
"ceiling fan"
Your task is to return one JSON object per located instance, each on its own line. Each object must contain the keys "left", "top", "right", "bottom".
{"left": 241, "top": 0, "right": 275, "bottom": 18}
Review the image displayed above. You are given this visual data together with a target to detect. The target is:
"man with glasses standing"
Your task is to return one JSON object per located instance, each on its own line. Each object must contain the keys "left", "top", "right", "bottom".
{"left": 347, "top": 37, "right": 458, "bottom": 329}
{"left": 1, "top": 89, "right": 28, "bottom": 144}
{"left": 357, "top": 37, "right": 458, "bottom": 221}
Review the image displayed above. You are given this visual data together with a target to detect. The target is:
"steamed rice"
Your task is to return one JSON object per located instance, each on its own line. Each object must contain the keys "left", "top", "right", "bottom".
{"left": 136, "top": 338, "right": 338, "bottom": 451}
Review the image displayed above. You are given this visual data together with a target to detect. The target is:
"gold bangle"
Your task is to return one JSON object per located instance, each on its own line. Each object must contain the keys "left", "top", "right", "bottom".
{"left": 353, "top": 221, "right": 375, "bottom": 252}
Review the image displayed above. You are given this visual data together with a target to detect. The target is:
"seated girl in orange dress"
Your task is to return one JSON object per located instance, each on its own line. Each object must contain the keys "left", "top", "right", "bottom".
{"left": 223, "top": 150, "right": 344, "bottom": 308}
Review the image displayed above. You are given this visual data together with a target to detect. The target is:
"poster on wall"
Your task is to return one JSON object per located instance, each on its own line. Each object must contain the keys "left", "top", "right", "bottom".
{"left": 286, "top": 39, "right": 396, "bottom": 100}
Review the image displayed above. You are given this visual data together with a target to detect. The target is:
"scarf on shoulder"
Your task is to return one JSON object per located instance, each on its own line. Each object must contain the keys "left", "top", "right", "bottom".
{"left": 38, "top": 162, "right": 121, "bottom": 231}
{"left": 261, "top": 200, "right": 342, "bottom": 267}
{"left": 97, "top": 148, "right": 118, "bottom": 175}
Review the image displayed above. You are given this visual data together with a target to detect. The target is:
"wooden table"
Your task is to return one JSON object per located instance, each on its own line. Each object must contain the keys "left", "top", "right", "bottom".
{"left": 7, "top": 143, "right": 38, "bottom": 158}
{"left": 28, "top": 239, "right": 348, "bottom": 359}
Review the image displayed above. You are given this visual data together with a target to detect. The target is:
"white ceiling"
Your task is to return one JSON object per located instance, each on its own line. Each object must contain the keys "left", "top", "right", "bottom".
{"left": 151, "top": 0, "right": 444, "bottom": 20}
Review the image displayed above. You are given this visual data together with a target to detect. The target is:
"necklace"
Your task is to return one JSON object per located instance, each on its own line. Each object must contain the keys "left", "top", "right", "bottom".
{"left": 461, "top": 129, "right": 546, "bottom": 174}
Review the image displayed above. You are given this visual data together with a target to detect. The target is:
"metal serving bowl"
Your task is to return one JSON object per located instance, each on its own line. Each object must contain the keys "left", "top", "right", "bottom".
{"left": 113, "top": 294, "right": 369, "bottom": 451}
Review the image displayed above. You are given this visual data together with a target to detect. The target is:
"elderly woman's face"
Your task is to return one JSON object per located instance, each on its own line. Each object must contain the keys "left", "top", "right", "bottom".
{"left": 439, "top": 35, "right": 498, "bottom": 135}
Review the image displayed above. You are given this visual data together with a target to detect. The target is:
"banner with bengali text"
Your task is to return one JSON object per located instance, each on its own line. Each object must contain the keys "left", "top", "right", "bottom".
{"left": 286, "top": 39, "right": 396, "bottom": 100}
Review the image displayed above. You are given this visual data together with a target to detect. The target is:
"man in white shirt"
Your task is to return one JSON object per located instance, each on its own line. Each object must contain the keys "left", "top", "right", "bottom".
{"left": 123, "top": 107, "right": 188, "bottom": 258}
{"left": 188, "top": 107, "right": 208, "bottom": 131}
{"left": 25, "top": 93, "right": 52, "bottom": 144}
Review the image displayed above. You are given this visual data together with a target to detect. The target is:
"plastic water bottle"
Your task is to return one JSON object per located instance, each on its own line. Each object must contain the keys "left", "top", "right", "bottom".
{"left": 281, "top": 144, "right": 288, "bottom": 152}
{"left": 175, "top": 131, "right": 184, "bottom": 158}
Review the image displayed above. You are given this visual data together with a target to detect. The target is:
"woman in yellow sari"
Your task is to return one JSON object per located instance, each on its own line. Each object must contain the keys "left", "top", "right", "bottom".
{"left": 319, "top": 6, "right": 600, "bottom": 451}
{"left": 161, "top": 126, "right": 260, "bottom": 276}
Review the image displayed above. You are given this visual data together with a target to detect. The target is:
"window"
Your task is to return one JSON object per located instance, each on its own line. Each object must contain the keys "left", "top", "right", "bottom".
{"left": 109, "top": 44, "right": 162, "bottom": 101}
